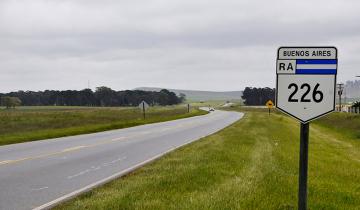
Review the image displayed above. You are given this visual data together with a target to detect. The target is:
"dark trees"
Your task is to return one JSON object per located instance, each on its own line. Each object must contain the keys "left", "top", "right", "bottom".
{"left": 242, "top": 87, "right": 275, "bottom": 105}
{"left": 353, "top": 101, "right": 360, "bottom": 108}
{"left": 0, "top": 87, "right": 183, "bottom": 107}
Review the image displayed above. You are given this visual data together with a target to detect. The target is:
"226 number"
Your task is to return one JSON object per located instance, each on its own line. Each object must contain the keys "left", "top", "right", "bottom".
{"left": 288, "top": 83, "right": 323, "bottom": 103}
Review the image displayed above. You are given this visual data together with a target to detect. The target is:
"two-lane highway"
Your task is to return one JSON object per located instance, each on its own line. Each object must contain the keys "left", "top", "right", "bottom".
{"left": 0, "top": 109, "right": 243, "bottom": 210}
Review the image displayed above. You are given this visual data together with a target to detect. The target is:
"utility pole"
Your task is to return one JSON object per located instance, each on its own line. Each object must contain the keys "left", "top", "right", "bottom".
{"left": 356, "top": 75, "right": 360, "bottom": 104}
{"left": 337, "top": 83, "right": 344, "bottom": 112}
{"left": 356, "top": 76, "right": 360, "bottom": 95}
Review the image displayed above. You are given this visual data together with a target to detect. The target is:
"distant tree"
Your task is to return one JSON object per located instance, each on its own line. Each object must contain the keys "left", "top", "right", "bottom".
{"left": 352, "top": 101, "right": 360, "bottom": 108}
{"left": 1, "top": 96, "right": 22, "bottom": 109}
{"left": 242, "top": 87, "right": 275, "bottom": 105}
{"left": 163, "top": 89, "right": 179, "bottom": 105}
{"left": 156, "top": 89, "right": 178, "bottom": 105}
{"left": 79, "top": 89, "right": 96, "bottom": 106}
{"left": 179, "top": 93, "right": 186, "bottom": 103}
{"left": 1, "top": 96, "right": 12, "bottom": 108}
{"left": 95, "top": 86, "right": 118, "bottom": 106}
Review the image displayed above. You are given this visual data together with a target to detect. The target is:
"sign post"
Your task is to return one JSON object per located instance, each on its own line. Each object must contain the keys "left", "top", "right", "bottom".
{"left": 266, "top": 100, "right": 274, "bottom": 115}
{"left": 298, "top": 122, "right": 309, "bottom": 210}
{"left": 276, "top": 47, "right": 337, "bottom": 210}
{"left": 138, "top": 101, "right": 149, "bottom": 120}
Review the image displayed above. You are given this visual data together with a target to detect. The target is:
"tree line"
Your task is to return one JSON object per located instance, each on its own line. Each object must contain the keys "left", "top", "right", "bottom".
{"left": 241, "top": 87, "right": 275, "bottom": 105}
{"left": 0, "top": 87, "right": 185, "bottom": 107}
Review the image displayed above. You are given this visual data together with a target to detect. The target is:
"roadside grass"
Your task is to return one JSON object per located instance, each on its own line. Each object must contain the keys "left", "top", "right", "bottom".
{"left": 0, "top": 106, "right": 206, "bottom": 146}
{"left": 55, "top": 108, "right": 360, "bottom": 210}
{"left": 313, "top": 112, "right": 360, "bottom": 139}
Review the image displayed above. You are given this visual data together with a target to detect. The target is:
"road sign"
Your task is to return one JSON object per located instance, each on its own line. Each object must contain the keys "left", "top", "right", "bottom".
{"left": 276, "top": 46, "right": 338, "bottom": 210}
{"left": 266, "top": 100, "right": 274, "bottom": 115}
{"left": 276, "top": 47, "right": 337, "bottom": 123}
{"left": 138, "top": 101, "right": 149, "bottom": 110}
{"left": 266, "top": 100, "right": 274, "bottom": 108}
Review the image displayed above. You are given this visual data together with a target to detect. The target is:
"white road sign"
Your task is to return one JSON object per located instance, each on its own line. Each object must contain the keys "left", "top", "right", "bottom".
{"left": 276, "top": 47, "right": 337, "bottom": 123}
{"left": 138, "top": 101, "right": 149, "bottom": 110}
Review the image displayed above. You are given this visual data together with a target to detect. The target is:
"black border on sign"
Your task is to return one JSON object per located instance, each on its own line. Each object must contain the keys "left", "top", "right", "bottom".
{"left": 275, "top": 46, "right": 338, "bottom": 124}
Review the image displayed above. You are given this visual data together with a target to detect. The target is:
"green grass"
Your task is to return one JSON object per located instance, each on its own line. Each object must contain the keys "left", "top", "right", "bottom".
{"left": 0, "top": 106, "right": 207, "bottom": 146}
{"left": 313, "top": 112, "right": 360, "bottom": 139}
{"left": 55, "top": 108, "right": 360, "bottom": 210}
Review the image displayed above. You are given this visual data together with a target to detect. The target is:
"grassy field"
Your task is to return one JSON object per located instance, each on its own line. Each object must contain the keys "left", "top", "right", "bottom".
{"left": 313, "top": 112, "right": 360, "bottom": 139}
{"left": 55, "top": 107, "right": 360, "bottom": 210}
{"left": 0, "top": 106, "right": 206, "bottom": 146}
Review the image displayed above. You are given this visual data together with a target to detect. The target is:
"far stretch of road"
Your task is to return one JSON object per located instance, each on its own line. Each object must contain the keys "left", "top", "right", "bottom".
{"left": 0, "top": 109, "right": 243, "bottom": 210}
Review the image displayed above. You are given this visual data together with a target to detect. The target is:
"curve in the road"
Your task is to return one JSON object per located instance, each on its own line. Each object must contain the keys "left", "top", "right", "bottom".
{"left": 0, "top": 109, "right": 243, "bottom": 210}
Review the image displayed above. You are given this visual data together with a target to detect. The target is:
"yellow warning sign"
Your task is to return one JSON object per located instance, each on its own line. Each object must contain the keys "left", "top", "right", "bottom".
{"left": 266, "top": 100, "right": 274, "bottom": 108}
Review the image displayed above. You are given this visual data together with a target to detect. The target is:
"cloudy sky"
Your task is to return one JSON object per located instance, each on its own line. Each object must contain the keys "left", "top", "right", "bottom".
{"left": 0, "top": 0, "right": 359, "bottom": 92}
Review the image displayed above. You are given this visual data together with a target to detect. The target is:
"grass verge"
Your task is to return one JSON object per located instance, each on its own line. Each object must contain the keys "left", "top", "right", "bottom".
{"left": 55, "top": 108, "right": 360, "bottom": 210}
{"left": 0, "top": 106, "right": 207, "bottom": 146}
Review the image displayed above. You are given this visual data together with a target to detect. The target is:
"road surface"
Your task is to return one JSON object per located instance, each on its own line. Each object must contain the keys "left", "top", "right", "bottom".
{"left": 0, "top": 109, "right": 243, "bottom": 210}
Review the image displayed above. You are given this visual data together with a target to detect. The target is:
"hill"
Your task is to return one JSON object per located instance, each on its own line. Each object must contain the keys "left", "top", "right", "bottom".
{"left": 135, "top": 87, "right": 242, "bottom": 101}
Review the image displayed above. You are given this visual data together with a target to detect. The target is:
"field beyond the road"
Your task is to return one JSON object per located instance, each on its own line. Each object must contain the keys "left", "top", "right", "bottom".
{"left": 0, "top": 106, "right": 206, "bottom": 146}
{"left": 56, "top": 107, "right": 360, "bottom": 210}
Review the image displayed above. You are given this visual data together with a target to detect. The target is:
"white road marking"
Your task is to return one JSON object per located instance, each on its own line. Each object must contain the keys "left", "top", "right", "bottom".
{"left": 62, "top": 146, "right": 87, "bottom": 152}
{"left": 0, "top": 160, "right": 15, "bottom": 165}
{"left": 31, "top": 187, "right": 49, "bottom": 191}
{"left": 111, "top": 137, "right": 126, "bottom": 141}
{"left": 67, "top": 157, "right": 127, "bottom": 180}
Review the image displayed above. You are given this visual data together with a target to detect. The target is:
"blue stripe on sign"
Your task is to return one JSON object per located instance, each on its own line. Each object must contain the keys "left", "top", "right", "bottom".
{"left": 296, "top": 69, "right": 337, "bottom": 74}
{"left": 296, "top": 59, "right": 337, "bottom": 64}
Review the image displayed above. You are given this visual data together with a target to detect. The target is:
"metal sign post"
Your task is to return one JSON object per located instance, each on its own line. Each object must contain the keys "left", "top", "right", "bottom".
{"left": 138, "top": 101, "right": 149, "bottom": 120}
{"left": 276, "top": 47, "right": 337, "bottom": 210}
{"left": 298, "top": 122, "right": 309, "bottom": 210}
{"left": 142, "top": 103, "right": 146, "bottom": 119}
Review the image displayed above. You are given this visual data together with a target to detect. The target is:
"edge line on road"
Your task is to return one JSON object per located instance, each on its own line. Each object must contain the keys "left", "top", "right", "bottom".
{"left": 32, "top": 139, "right": 200, "bottom": 210}
{"left": 32, "top": 150, "right": 171, "bottom": 210}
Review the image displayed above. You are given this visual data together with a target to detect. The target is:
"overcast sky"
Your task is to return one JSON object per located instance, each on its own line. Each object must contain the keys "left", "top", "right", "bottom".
{"left": 0, "top": 0, "right": 359, "bottom": 92}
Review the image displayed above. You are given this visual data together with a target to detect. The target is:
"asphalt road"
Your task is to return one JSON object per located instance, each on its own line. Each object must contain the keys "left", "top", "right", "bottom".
{"left": 0, "top": 109, "right": 243, "bottom": 210}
